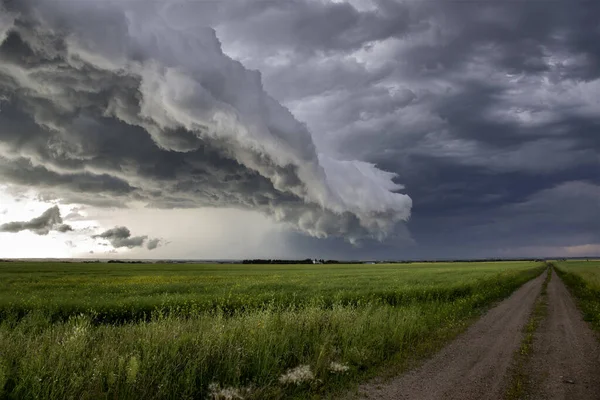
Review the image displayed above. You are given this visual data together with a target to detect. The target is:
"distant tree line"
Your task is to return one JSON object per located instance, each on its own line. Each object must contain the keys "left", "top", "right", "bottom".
{"left": 242, "top": 259, "right": 315, "bottom": 264}
{"left": 241, "top": 259, "right": 369, "bottom": 264}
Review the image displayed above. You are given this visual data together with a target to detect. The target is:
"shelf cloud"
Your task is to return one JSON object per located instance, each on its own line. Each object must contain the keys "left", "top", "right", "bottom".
{"left": 0, "top": 0, "right": 411, "bottom": 244}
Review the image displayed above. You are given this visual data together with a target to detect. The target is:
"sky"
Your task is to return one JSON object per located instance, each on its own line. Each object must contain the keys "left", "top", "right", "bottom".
{"left": 0, "top": 0, "right": 598, "bottom": 260}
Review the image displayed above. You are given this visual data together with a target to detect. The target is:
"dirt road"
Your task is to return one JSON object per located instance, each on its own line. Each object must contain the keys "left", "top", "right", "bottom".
{"left": 358, "top": 271, "right": 547, "bottom": 400}
{"left": 357, "top": 269, "right": 600, "bottom": 400}
{"left": 527, "top": 270, "right": 600, "bottom": 399}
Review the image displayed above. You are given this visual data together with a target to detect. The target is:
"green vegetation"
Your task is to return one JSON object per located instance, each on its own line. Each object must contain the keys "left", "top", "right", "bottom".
{"left": 554, "top": 260, "right": 600, "bottom": 331}
{"left": 0, "top": 261, "right": 544, "bottom": 399}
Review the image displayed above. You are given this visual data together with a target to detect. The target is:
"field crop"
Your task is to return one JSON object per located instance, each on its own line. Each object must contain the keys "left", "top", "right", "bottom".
{"left": 0, "top": 261, "right": 544, "bottom": 399}
{"left": 554, "top": 260, "right": 600, "bottom": 331}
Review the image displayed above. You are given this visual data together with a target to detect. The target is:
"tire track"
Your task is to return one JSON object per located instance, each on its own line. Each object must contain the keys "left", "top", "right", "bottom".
{"left": 526, "top": 269, "right": 600, "bottom": 400}
{"left": 358, "top": 271, "right": 547, "bottom": 400}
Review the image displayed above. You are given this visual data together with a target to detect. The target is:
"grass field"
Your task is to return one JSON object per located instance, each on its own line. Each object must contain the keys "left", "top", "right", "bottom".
{"left": 0, "top": 261, "right": 544, "bottom": 399}
{"left": 554, "top": 260, "right": 600, "bottom": 332}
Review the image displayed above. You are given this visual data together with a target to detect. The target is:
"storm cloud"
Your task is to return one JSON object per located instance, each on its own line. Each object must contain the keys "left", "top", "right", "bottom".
{"left": 0, "top": 0, "right": 411, "bottom": 244}
{"left": 0, "top": 205, "right": 72, "bottom": 235}
{"left": 0, "top": 0, "right": 599, "bottom": 258}
{"left": 199, "top": 0, "right": 600, "bottom": 257}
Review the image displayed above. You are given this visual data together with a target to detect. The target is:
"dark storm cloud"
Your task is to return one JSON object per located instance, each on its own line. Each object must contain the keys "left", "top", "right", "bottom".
{"left": 1, "top": 0, "right": 599, "bottom": 257}
{"left": 279, "top": 179, "right": 600, "bottom": 260}
{"left": 166, "top": 0, "right": 419, "bottom": 55}
{"left": 206, "top": 0, "right": 600, "bottom": 257}
{"left": 402, "top": 180, "right": 600, "bottom": 258}
{"left": 0, "top": 0, "right": 411, "bottom": 244}
{"left": 0, "top": 205, "right": 73, "bottom": 235}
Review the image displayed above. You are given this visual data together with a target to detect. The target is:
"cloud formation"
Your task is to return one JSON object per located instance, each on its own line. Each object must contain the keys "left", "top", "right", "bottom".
{"left": 0, "top": 0, "right": 598, "bottom": 258}
{"left": 205, "top": 0, "right": 600, "bottom": 257}
{"left": 0, "top": 0, "right": 411, "bottom": 244}
{"left": 146, "top": 238, "right": 163, "bottom": 251}
{"left": 92, "top": 226, "right": 161, "bottom": 250}
{"left": 0, "top": 205, "right": 72, "bottom": 235}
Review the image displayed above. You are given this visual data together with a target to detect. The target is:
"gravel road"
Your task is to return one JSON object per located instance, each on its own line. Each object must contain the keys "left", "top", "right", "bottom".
{"left": 527, "top": 270, "right": 600, "bottom": 399}
{"left": 357, "top": 272, "right": 547, "bottom": 400}
{"left": 357, "top": 269, "right": 600, "bottom": 400}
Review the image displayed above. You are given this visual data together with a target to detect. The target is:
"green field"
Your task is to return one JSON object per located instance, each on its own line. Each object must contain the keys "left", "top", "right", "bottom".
{"left": 0, "top": 261, "right": 544, "bottom": 399}
{"left": 554, "top": 260, "right": 600, "bottom": 332}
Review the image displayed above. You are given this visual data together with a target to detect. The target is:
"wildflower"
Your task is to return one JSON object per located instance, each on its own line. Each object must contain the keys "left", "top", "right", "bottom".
{"left": 71, "top": 323, "right": 88, "bottom": 340}
{"left": 64, "top": 314, "right": 90, "bottom": 343}
{"left": 329, "top": 362, "right": 350, "bottom": 373}
{"left": 279, "top": 365, "right": 314, "bottom": 385}
{"left": 208, "top": 382, "right": 245, "bottom": 400}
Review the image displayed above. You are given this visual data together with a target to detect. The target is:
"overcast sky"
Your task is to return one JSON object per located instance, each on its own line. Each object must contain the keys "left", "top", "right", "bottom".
{"left": 0, "top": 0, "right": 598, "bottom": 260}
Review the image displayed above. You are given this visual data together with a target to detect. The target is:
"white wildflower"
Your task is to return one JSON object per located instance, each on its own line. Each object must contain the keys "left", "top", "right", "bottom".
{"left": 63, "top": 314, "right": 90, "bottom": 344}
{"left": 71, "top": 323, "right": 88, "bottom": 339}
{"left": 279, "top": 365, "right": 314, "bottom": 385}
{"left": 208, "top": 382, "right": 245, "bottom": 400}
{"left": 329, "top": 362, "right": 350, "bottom": 374}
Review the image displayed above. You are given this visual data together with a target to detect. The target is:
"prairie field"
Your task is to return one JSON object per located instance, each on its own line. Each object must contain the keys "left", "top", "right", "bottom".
{"left": 554, "top": 260, "right": 600, "bottom": 331}
{"left": 0, "top": 261, "right": 544, "bottom": 399}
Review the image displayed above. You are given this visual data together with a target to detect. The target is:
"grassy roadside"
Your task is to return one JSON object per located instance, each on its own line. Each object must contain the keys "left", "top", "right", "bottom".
{"left": 339, "top": 298, "right": 500, "bottom": 400}
{"left": 0, "top": 262, "right": 545, "bottom": 399}
{"left": 504, "top": 265, "right": 551, "bottom": 400}
{"left": 554, "top": 261, "right": 600, "bottom": 334}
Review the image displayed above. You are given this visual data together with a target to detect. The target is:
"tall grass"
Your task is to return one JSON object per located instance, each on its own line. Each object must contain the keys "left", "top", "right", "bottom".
{"left": 554, "top": 260, "right": 600, "bottom": 331}
{"left": 0, "top": 261, "right": 544, "bottom": 399}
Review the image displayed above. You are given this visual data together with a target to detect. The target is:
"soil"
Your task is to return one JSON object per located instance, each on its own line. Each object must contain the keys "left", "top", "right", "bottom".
{"left": 526, "top": 270, "right": 600, "bottom": 399}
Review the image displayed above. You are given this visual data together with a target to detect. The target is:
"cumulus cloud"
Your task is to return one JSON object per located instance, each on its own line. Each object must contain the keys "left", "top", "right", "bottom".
{"left": 92, "top": 226, "right": 148, "bottom": 249}
{"left": 146, "top": 238, "right": 163, "bottom": 250}
{"left": 0, "top": 205, "right": 73, "bottom": 235}
{"left": 0, "top": 0, "right": 411, "bottom": 244}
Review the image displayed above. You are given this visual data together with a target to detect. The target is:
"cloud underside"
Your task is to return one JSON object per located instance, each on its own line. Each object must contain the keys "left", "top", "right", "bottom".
{"left": 0, "top": 0, "right": 411, "bottom": 244}
{"left": 0, "top": 205, "right": 72, "bottom": 235}
{"left": 205, "top": 0, "right": 600, "bottom": 256}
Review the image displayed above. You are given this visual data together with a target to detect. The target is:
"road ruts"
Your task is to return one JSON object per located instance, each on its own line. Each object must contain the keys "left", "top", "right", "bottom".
{"left": 526, "top": 270, "right": 600, "bottom": 400}
{"left": 357, "top": 271, "right": 547, "bottom": 400}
